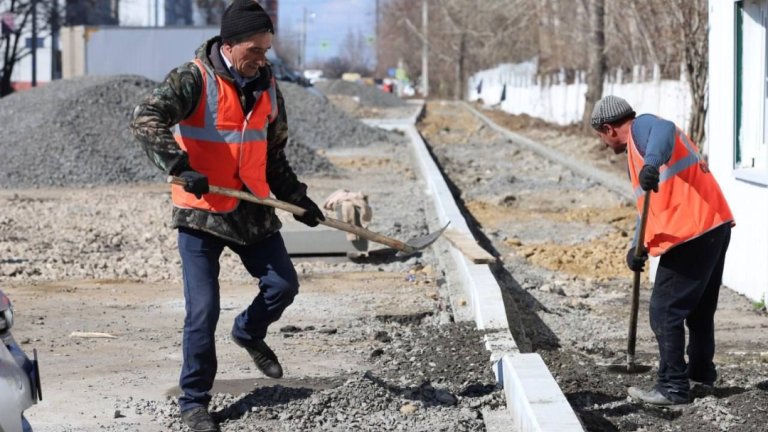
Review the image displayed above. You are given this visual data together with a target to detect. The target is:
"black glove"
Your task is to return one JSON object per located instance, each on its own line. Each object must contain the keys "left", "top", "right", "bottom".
{"left": 626, "top": 246, "right": 648, "bottom": 272}
{"left": 293, "top": 195, "right": 325, "bottom": 227}
{"left": 179, "top": 170, "right": 209, "bottom": 199}
{"left": 639, "top": 165, "right": 660, "bottom": 192}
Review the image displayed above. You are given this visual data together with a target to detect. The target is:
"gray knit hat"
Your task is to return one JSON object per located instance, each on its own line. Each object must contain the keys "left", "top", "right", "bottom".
{"left": 590, "top": 95, "right": 636, "bottom": 129}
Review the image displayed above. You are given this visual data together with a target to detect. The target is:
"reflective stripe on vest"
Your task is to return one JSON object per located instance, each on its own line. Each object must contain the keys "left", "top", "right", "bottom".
{"left": 171, "top": 58, "right": 274, "bottom": 212}
{"left": 627, "top": 123, "right": 734, "bottom": 256}
{"left": 631, "top": 131, "right": 701, "bottom": 199}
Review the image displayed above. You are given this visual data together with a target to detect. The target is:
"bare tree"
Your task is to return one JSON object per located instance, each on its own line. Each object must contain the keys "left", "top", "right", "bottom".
{"left": 273, "top": 26, "right": 300, "bottom": 69}
{"left": 375, "top": 0, "right": 706, "bottom": 127}
{"left": 340, "top": 29, "right": 373, "bottom": 75}
{"left": 1, "top": 0, "right": 43, "bottom": 96}
{"left": 582, "top": 0, "right": 605, "bottom": 132}
{"left": 378, "top": 0, "right": 535, "bottom": 99}
{"left": 671, "top": 0, "right": 707, "bottom": 144}
{"left": 377, "top": 0, "right": 421, "bottom": 79}
{"left": 321, "top": 56, "right": 353, "bottom": 79}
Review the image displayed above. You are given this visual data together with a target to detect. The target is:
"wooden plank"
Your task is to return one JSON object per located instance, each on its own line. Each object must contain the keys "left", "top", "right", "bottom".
{"left": 443, "top": 228, "right": 496, "bottom": 264}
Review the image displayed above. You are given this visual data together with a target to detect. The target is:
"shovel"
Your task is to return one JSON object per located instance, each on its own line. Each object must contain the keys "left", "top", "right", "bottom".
{"left": 169, "top": 176, "right": 448, "bottom": 256}
{"left": 607, "top": 191, "right": 653, "bottom": 374}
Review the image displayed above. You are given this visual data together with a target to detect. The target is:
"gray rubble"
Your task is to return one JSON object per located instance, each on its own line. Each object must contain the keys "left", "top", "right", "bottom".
{"left": 281, "top": 82, "right": 400, "bottom": 149}
{"left": 116, "top": 322, "right": 503, "bottom": 432}
{"left": 315, "top": 79, "right": 406, "bottom": 108}
{"left": 0, "top": 75, "right": 161, "bottom": 187}
{"left": 0, "top": 76, "right": 404, "bottom": 189}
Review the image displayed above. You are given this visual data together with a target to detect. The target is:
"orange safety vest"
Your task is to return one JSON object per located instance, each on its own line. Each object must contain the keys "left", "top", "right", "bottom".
{"left": 627, "top": 122, "right": 734, "bottom": 256}
{"left": 171, "top": 58, "right": 278, "bottom": 213}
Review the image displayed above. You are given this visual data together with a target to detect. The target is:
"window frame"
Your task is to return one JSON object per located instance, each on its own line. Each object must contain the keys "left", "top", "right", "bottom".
{"left": 734, "top": 0, "right": 768, "bottom": 186}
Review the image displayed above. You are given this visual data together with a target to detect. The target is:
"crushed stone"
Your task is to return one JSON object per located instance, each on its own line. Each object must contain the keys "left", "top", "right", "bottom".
{"left": 116, "top": 322, "right": 502, "bottom": 432}
{"left": 0, "top": 75, "right": 161, "bottom": 188}
{"left": 315, "top": 79, "right": 406, "bottom": 108}
{"left": 280, "top": 82, "right": 401, "bottom": 149}
{"left": 0, "top": 75, "right": 406, "bottom": 188}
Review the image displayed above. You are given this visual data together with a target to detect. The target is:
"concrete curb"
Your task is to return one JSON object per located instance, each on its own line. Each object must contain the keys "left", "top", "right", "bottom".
{"left": 499, "top": 353, "right": 583, "bottom": 431}
{"left": 363, "top": 102, "right": 584, "bottom": 432}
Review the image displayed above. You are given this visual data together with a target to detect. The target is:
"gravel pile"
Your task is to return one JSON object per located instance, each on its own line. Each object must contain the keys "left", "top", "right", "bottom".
{"left": 118, "top": 322, "right": 502, "bottom": 432}
{"left": 284, "top": 135, "right": 338, "bottom": 177}
{"left": 0, "top": 75, "right": 161, "bottom": 188}
{"left": 281, "top": 82, "right": 400, "bottom": 149}
{"left": 315, "top": 80, "right": 406, "bottom": 108}
{"left": 0, "top": 75, "right": 405, "bottom": 188}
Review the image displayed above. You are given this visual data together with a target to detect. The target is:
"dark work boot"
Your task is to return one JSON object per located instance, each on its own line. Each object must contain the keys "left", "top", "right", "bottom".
{"left": 689, "top": 379, "right": 715, "bottom": 398}
{"left": 231, "top": 332, "right": 284, "bottom": 378}
{"left": 181, "top": 407, "right": 219, "bottom": 432}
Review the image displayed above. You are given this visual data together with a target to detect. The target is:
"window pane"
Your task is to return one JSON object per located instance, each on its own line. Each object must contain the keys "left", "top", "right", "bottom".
{"left": 736, "top": 0, "right": 768, "bottom": 171}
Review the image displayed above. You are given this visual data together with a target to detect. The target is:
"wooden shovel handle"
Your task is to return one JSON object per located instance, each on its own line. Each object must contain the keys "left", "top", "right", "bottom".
{"left": 168, "top": 176, "right": 415, "bottom": 253}
{"left": 627, "top": 191, "right": 652, "bottom": 368}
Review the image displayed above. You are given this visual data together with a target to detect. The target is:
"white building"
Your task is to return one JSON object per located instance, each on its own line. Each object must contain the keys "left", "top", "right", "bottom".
{"left": 709, "top": 0, "right": 768, "bottom": 302}
{"left": 9, "top": 35, "right": 54, "bottom": 87}
{"left": 10, "top": 0, "right": 167, "bottom": 86}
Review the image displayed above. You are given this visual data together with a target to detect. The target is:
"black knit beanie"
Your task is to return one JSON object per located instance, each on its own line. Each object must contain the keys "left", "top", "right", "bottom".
{"left": 220, "top": 0, "right": 274, "bottom": 42}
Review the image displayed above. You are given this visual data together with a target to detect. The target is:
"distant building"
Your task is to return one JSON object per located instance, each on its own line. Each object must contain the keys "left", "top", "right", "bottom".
{"left": 65, "top": 0, "right": 118, "bottom": 26}
{"left": 166, "top": 0, "right": 193, "bottom": 26}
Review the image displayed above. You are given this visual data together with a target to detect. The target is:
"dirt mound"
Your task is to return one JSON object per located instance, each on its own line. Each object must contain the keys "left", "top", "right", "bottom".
{"left": 475, "top": 102, "right": 589, "bottom": 136}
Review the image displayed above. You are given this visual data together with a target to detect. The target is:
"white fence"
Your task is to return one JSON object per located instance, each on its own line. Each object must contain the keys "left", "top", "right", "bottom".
{"left": 468, "top": 61, "right": 693, "bottom": 131}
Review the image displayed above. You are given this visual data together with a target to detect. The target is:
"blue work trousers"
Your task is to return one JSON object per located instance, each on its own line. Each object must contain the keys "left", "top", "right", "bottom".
{"left": 650, "top": 223, "right": 731, "bottom": 402}
{"left": 176, "top": 228, "right": 299, "bottom": 411}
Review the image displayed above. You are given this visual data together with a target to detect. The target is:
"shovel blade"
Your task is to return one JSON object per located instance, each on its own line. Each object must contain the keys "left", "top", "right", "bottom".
{"left": 395, "top": 223, "right": 450, "bottom": 257}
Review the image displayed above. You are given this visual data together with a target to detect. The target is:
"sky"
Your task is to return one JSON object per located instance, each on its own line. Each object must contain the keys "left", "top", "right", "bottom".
{"left": 120, "top": 0, "right": 377, "bottom": 62}
{"left": 277, "top": 0, "right": 377, "bottom": 63}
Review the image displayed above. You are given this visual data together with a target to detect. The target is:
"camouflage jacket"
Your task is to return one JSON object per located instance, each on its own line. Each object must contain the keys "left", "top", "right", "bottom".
{"left": 131, "top": 37, "right": 308, "bottom": 245}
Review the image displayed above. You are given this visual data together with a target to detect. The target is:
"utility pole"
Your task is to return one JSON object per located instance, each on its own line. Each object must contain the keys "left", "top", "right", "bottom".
{"left": 457, "top": 33, "right": 465, "bottom": 100}
{"left": 155, "top": 0, "right": 160, "bottom": 27}
{"left": 582, "top": 0, "right": 606, "bottom": 132}
{"left": 375, "top": 0, "right": 379, "bottom": 73}
{"left": 31, "top": 0, "right": 37, "bottom": 87}
{"left": 421, "top": 0, "right": 428, "bottom": 97}
{"left": 51, "top": 0, "right": 60, "bottom": 80}
{"left": 301, "top": 7, "right": 308, "bottom": 71}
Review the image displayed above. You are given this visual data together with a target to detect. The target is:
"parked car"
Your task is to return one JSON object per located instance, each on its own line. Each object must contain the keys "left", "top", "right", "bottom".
{"left": 267, "top": 52, "right": 313, "bottom": 88}
{"left": 1, "top": 290, "right": 41, "bottom": 432}
{"left": 303, "top": 69, "right": 325, "bottom": 85}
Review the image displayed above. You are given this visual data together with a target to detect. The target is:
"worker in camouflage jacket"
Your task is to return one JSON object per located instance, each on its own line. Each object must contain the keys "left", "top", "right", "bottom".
{"left": 130, "top": 1, "right": 324, "bottom": 431}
